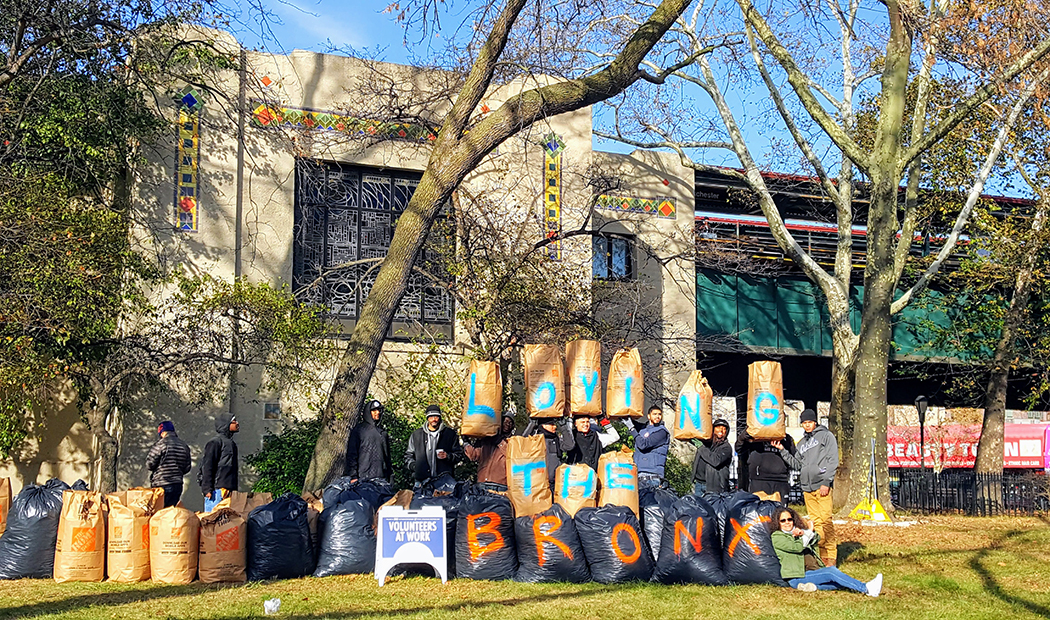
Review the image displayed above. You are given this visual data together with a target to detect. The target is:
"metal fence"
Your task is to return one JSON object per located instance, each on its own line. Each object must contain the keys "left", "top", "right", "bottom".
{"left": 890, "top": 470, "right": 1050, "bottom": 516}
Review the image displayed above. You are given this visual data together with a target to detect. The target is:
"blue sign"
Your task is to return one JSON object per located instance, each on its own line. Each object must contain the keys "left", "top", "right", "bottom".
{"left": 381, "top": 516, "right": 444, "bottom": 558}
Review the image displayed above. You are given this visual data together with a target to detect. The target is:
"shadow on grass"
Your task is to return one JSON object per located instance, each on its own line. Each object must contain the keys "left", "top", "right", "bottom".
{"left": 836, "top": 542, "right": 864, "bottom": 564}
{"left": 0, "top": 580, "right": 620, "bottom": 620}
{"left": 206, "top": 585, "right": 621, "bottom": 620}
{"left": 968, "top": 529, "right": 1050, "bottom": 619}
{"left": 0, "top": 582, "right": 229, "bottom": 619}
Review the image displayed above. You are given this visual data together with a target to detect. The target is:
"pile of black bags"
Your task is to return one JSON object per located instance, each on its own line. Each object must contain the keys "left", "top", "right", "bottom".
{"left": 653, "top": 494, "right": 727, "bottom": 585}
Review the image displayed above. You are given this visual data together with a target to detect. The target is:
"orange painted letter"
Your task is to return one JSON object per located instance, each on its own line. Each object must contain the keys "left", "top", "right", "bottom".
{"left": 533, "top": 515, "right": 573, "bottom": 567}
{"left": 466, "top": 512, "right": 504, "bottom": 562}
{"left": 673, "top": 517, "right": 703, "bottom": 555}
{"left": 610, "top": 523, "right": 642, "bottom": 564}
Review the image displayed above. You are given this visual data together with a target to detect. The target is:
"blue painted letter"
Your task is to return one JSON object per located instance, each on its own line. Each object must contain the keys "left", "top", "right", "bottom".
{"left": 604, "top": 462, "right": 637, "bottom": 491}
{"left": 678, "top": 393, "right": 702, "bottom": 430}
{"left": 560, "top": 466, "right": 595, "bottom": 498}
{"left": 467, "top": 373, "right": 496, "bottom": 419}
{"left": 579, "top": 371, "right": 599, "bottom": 403}
{"left": 511, "top": 461, "right": 546, "bottom": 496}
{"left": 754, "top": 391, "right": 779, "bottom": 425}
{"left": 533, "top": 381, "right": 556, "bottom": 410}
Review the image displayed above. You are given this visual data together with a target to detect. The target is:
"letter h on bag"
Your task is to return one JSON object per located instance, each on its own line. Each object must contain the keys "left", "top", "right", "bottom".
{"left": 560, "top": 466, "right": 595, "bottom": 498}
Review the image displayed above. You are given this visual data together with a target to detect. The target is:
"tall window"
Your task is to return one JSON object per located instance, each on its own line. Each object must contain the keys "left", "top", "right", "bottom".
{"left": 293, "top": 160, "right": 454, "bottom": 339}
{"left": 593, "top": 233, "right": 635, "bottom": 281}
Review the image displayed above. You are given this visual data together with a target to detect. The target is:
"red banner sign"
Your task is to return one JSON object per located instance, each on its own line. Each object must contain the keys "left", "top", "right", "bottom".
{"left": 887, "top": 424, "right": 1050, "bottom": 469}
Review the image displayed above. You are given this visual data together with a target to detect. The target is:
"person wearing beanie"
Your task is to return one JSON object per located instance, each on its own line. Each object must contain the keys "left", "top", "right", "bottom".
{"left": 773, "top": 408, "right": 839, "bottom": 566}
{"left": 345, "top": 399, "right": 393, "bottom": 483}
{"left": 404, "top": 404, "right": 462, "bottom": 486}
{"left": 145, "top": 420, "right": 192, "bottom": 507}
{"left": 692, "top": 417, "right": 733, "bottom": 494}
{"left": 464, "top": 411, "right": 517, "bottom": 491}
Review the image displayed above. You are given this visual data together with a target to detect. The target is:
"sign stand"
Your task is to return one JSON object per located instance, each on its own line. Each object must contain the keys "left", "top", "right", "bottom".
{"left": 374, "top": 505, "right": 448, "bottom": 586}
{"left": 849, "top": 438, "right": 892, "bottom": 522}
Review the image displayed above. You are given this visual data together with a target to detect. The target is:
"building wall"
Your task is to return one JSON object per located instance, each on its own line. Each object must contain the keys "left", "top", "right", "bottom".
{"left": 3, "top": 35, "right": 698, "bottom": 505}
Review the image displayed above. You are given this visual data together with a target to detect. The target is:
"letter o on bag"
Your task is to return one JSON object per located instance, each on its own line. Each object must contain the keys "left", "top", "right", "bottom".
{"left": 610, "top": 523, "right": 642, "bottom": 564}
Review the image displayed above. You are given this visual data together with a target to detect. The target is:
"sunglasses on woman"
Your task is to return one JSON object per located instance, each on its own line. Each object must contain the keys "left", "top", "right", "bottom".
{"left": 780, "top": 518, "right": 793, "bottom": 523}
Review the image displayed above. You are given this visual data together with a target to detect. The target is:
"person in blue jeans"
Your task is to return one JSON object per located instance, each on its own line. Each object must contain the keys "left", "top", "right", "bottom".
{"left": 771, "top": 507, "right": 883, "bottom": 596}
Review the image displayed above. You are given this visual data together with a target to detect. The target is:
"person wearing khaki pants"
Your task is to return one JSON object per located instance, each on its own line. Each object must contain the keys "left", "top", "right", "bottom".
{"left": 803, "top": 487, "right": 836, "bottom": 565}
{"left": 773, "top": 408, "right": 839, "bottom": 566}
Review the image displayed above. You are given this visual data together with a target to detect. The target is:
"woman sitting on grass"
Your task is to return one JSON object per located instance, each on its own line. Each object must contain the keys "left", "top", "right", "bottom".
{"left": 771, "top": 507, "right": 883, "bottom": 597}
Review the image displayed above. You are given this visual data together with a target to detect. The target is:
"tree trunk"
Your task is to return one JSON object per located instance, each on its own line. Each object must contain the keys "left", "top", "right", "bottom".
{"left": 302, "top": 0, "right": 694, "bottom": 491}
{"left": 86, "top": 396, "right": 119, "bottom": 494}
{"left": 975, "top": 203, "right": 1045, "bottom": 481}
{"left": 829, "top": 346, "right": 856, "bottom": 511}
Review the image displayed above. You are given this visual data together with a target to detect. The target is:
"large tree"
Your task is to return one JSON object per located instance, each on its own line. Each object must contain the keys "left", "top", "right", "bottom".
{"left": 600, "top": 0, "right": 1050, "bottom": 509}
{"left": 302, "top": 0, "right": 698, "bottom": 489}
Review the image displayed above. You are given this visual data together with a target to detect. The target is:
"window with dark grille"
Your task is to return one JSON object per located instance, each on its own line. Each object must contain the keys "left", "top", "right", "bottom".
{"left": 592, "top": 233, "right": 635, "bottom": 281}
{"left": 292, "top": 159, "right": 454, "bottom": 339}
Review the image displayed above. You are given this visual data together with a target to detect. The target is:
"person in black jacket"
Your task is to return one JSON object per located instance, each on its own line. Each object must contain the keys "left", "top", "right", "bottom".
{"left": 692, "top": 418, "right": 733, "bottom": 494}
{"left": 404, "top": 405, "right": 462, "bottom": 486}
{"left": 345, "top": 399, "right": 393, "bottom": 483}
{"left": 199, "top": 412, "right": 239, "bottom": 507}
{"left": 146, "top": 420, "right": 192, "bottom": 507}
{"left": 523, "top": 416, "right": 575, "bottom": 487}
{"left": 565, "top": 414, "right": 619, "bottom": 472}
{"left": 740, "top": 430, "right": 795, "bottom": 501}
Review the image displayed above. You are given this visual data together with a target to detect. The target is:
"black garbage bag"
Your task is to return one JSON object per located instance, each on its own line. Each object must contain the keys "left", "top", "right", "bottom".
{"left": 454, "top": 490, "right": 517, "bottom": 580}
{"left": 70, "top": 480, "right": 88, "bottom": 491}
{"left": 654, "top": 494, "right": 728, "bottom": 585}
{"left": 0, "top": 479, "right": 70, "bottom": 579}
{"left": 575, "top": 505, "right": 653, "bottom": 584}
{"left": 417, "top": 474, "right": 464, "bottom": 498}
{"left": 247, "top": 493, "right": 315, "bottom": 580}
{"left": 703, "top": 491, "right": 747, "bottom": 542}
{"left": 322, "top": 477, "right": 393, "bottom": 512}
{"left": 409, "top": 493, "right": 460, "bottom": 578}
{"left": 313, "top": 498, "right": 376, "bottom": 577}
{"left": 513, "top": 504, "right": 590, "bottom": 583}
{"left": 722, "top": 495, "right": 786, "bottom": 586}
{"left": 639, "top": 487, "right": 678, "bottom": 562}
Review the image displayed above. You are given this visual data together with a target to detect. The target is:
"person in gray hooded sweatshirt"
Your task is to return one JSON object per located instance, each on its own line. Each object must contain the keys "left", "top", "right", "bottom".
{"left": 199, "top": 412, "right": 239, "bottom": 509}
{"left": 773, "top": 409, "right": 839, "bottom": 566}
{"left": 404, "top": 404, "right": 462, "bottom": 486}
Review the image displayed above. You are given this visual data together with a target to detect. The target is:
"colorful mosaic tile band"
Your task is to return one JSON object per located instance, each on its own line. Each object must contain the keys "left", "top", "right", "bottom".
{"left": 542, "top": 133, "right": 565, "bottom": 260}
{"left": 175, "top": 86, "right": 201, "bottom": 232}
{"left": 596, "top": 194, "right": 677, "bottom": 219}
{"left": 250, "top": 102, "right": 437, "bottom": 142}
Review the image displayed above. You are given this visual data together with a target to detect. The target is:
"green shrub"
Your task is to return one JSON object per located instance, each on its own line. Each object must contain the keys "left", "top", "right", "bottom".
{"left": 245, "top": 417, "right": 322, "bottom": 495}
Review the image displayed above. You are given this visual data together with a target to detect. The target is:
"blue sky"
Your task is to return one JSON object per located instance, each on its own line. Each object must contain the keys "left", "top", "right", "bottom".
{"left": 237, "top": 0, "right": 418, "bottom": 63}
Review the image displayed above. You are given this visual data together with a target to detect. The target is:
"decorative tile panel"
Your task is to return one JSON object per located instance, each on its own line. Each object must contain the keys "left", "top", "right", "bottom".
{"left": 251, "top": 102, "right": 437, "bottom": 142}
{"left": 174, "top": 86, "right": 202, "bottom": 232}
{"left": 542, "top": 133, "right": 564, "bottom": 260}
{"left": 596, "top": 194, "right": 677, "bottom": 220}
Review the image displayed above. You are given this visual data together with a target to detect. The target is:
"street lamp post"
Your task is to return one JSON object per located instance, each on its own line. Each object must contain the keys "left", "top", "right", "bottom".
{"left": 915, "top": 395, "right": 929, "bottom": 476}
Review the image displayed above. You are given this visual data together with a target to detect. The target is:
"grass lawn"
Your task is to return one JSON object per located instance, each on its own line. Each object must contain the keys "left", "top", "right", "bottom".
{"left": 2, "top": 515, "right": 1048, "bottom": 620}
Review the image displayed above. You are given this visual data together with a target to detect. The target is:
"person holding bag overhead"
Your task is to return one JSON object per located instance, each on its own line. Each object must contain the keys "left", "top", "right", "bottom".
{"left": 565, "top": 414, "right": 619, "bottom": 471}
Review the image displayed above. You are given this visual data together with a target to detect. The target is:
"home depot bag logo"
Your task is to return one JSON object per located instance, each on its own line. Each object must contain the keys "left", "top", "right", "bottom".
{"left": 215, "top": 526, "right": 241, "bottom": 552}
{"left": 71, "top": 527, "right": 98, "bottom": 552}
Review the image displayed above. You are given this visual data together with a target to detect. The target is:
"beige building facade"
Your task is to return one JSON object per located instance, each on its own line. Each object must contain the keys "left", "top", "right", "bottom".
{"left": 1, "top": 32, "right": 698, "bottom": 506}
